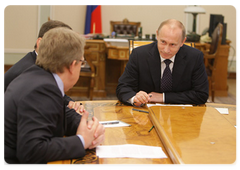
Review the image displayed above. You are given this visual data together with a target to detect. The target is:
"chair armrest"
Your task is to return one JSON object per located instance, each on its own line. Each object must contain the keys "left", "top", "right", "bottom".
{"left": 203, "top": 52, "right": 215, "bottom": 70}
{"left": 203, "top": 52, "right": 215, "bottom": 59}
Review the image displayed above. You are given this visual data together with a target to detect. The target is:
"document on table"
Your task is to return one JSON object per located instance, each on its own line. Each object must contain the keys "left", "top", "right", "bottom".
{"left": 147, "top": 103, "right": 193, "bottom": 107}
{"left": 215, "top": 108, "right": 229, "bottom": 114}
{"left": 99, "top": 120, "right": 131, "bottom": 127}
{"left": 96, "top": 144, "right": 167, "bottom": 158}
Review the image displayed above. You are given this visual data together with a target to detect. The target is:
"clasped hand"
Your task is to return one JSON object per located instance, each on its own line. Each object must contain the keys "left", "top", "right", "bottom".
{"left": 76, "top": 110, "right": 105, "bottom": 149}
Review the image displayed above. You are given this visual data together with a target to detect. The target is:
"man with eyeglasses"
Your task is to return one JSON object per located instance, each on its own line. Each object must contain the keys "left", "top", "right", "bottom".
{"left": 5, "top": 27, "right": 105, "bottom": 163}
{"left": 4, "top": 20, "right": 84, "bottom": 113}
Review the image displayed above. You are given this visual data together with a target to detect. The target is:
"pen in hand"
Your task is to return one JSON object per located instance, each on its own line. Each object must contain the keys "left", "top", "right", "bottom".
{"left": 133, "top": 93, "right": 152, "bottom": 107}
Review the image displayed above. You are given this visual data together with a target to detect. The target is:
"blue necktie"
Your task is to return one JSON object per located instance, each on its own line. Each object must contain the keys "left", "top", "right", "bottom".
{"left": 161, "top": 59, "right": 172, "bottom": 92}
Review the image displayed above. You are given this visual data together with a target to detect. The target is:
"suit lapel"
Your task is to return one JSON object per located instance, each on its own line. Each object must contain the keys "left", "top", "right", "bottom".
{"left": 148, "top": 42, "right": 161, "bottom": 92}
{"left": 172, "top": 46, "right": 187, "bottom": 90}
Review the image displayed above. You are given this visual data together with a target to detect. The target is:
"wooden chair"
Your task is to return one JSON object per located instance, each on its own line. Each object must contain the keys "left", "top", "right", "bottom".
{"left": 110, "top": 18, "right": 141, "bottom": 37}
{"left": 129, "top": 40, "right": 154, "bottom": 54}
{"left": 184, "top": 42, "right": 195, "bottom": 47}
{"left": 203, "top": 23, "right": 223, "bottom": 102}
{"left": 129, "top": 40, "right": 195, "bottom": 55}
{"left": 80, "top": 47, "right": 96, "bottom": 100}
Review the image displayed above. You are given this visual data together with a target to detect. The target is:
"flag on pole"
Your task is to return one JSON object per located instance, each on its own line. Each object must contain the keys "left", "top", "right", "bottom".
{"left": 84, "top": 5, "right": 102, "bottom": 34}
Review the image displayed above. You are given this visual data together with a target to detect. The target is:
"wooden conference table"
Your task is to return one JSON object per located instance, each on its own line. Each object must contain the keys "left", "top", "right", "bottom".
{"left": 49, "top": 100, "right": 236, "bottom": 164}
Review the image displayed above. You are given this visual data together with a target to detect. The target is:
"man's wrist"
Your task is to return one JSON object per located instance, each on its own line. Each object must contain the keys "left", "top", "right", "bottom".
{"left": 77, "top": 135, "right": 85, "bottom": 148}
{"left": 127, "top": 96, "right": 135, "bottom": 105}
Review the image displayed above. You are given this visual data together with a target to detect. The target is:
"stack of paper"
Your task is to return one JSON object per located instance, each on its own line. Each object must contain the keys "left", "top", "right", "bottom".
{"left": 96, "top": 144, "right": 167, "bottom": 158}
{"left": 147, "top": 103, "right": 193, "bottom": 107}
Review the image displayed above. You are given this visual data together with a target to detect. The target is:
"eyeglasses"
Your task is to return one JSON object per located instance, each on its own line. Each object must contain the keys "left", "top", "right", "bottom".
{"left": 79, "top": 59, "right": 86, "bottom": 67}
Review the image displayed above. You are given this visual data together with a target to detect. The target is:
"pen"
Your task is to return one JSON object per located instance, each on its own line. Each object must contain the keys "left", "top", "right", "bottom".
{"left": 148, "top": 126, "right": 154, "bottom": 132}
{"left": 101, "top": 121, "right": 119, "bottom": 125}
{"left": 132, "top": 108, "right": 149, "bottom": 113}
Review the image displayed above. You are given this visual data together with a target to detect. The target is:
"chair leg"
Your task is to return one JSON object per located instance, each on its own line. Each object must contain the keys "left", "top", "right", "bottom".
{"left": 212, "top": 90, "right": 214, "bottom": 102}
{"left": 211, "top": 82, "right": 215, "bottom": 102}
{"left": 89, "top": 77, "right": 94, "bottom": 100}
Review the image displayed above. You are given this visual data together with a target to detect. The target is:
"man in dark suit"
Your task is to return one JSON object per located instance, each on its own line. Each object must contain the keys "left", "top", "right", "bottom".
{"left": 116, "top": 19, "right": 209, "bottom": 106}
{"left": 4, "top": 20, "right": 83, "bottom": 112}
{"left": 5, "top": 28, "right": 105, "bottom": 163}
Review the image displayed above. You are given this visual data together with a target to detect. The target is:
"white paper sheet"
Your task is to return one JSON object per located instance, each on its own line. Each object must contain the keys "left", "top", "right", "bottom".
{"left": 215, "top": 108, "right": 229, "bottom": 114}
{"left": 147, "top": 103, "right": 193, "bottom": 107}
{"left": 96, "top": 144, "right": 167, "bottom": 158}
{"left": 99, "top": 120, "right": 131, "bottom": 128}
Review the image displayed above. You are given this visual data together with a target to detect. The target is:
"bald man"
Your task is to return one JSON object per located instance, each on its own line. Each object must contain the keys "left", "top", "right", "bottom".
{"left": 116, "top": 19, "right": 209, "bottom": 106}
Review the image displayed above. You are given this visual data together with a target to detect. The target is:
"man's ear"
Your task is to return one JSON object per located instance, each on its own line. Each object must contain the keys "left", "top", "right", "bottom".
{"left": 35, "top": 37, "right": 42, "bottom": 52}
{"left": 181, "top": 37, "right": 187, "bottom": 47}
{"left": 69, "top": 60, "right": 77, "bottom": 74}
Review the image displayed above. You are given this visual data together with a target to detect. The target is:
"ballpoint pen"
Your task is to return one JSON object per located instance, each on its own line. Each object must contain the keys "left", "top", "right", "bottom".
{"left": 100, "top": 121, "right": 119, "bottom": 125}
{"left": 132, "top": 108, "right": 149, "bottom": 113}
{"left": 148, "top": 126, "right": 154, "bottom": 132}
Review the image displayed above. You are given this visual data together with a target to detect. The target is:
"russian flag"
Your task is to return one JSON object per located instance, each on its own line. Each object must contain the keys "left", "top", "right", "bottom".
{"left": 84, "top": 5, "right": 102, "bottom": 34}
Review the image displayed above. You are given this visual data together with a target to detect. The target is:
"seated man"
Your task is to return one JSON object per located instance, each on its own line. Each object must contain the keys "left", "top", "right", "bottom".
{"left": 4, "top": 20, "right": 83, "bottom": 113}
{"left": 5, "top": 28, "right": 105, "bottom": 163}
{"left": 116, "top": 19, "right": 209, "bottom": 106}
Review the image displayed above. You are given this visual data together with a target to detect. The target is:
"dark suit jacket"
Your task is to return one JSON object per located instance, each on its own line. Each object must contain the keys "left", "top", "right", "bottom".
{"left": 116, "top": 41, "right": 209, "bottom": 105}
{"left": 4, "top": 51, "right": 73, "bottom": 103}
{"left": 5, "top": 65, "right": 84, "bottom": 164}
{"left": 5, "top": 51, "right": 37, "bottom": 92}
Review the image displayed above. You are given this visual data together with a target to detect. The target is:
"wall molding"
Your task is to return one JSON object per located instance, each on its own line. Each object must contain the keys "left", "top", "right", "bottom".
{"left": 4, "top": 48, "right": 33, "bottom": 54}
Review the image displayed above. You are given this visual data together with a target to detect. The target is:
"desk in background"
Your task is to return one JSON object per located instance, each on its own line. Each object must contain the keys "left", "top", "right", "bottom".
{"left": 49, "top": 100, "right": 236, "bottom": 164}
{"left": 106, "top": 39, "right": 231, "bottom": 97}
{"left": 66, "top": 39, "right": 231, "bottom": 98}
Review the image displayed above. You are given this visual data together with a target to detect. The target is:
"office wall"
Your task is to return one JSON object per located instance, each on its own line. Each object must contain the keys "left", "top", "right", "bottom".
{"left": 4, "top": 5, "right": 236, "bottom": 72}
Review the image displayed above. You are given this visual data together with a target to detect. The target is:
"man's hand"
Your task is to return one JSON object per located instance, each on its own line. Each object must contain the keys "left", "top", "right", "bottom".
{"left": 133, "top": 91, "right": 152, "bottom": 107}
{"left": 68, "top": 101, "right": 85, "bottom": 114}
{"left": 76, "top": 110, "right": 105, "bottom": 149}
{"left": 87, "top": 117, "right": 105, "bottom": 149}
{"left": 148, "top": 92, "right": 163, "bottom": 103}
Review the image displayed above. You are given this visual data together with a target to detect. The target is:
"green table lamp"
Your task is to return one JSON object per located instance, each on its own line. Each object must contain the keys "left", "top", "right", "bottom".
{"left": 184, "top": 5, "right": 206, "bottom": 42}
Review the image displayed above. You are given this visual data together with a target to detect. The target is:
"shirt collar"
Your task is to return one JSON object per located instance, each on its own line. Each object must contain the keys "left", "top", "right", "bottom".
{"left": 160, "top": 55, "right": 176, "bottom": 63}
{"left": 52, "top": 73, "right": 65, "bottom": 97}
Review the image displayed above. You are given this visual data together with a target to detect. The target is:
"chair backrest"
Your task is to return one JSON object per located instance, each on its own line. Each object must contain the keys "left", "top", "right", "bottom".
{"left": 81, "top": 46, "right": 95, "bottom": 74}
{"left": 184, "top": 42, "right": 195, "bottom": 47}
{"left": 110, "top": 18, "right": 141, "bottom": 37}
{"left": 129, "top": 40, "right": 154, "bottom": 55}
{"left": 129, "top": 41, "right": 196, "bottom": 55}
{"left": 209, "top": 23, "right": 223, "bottom": 54}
